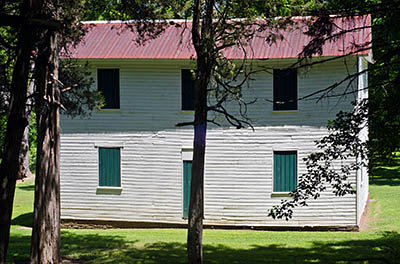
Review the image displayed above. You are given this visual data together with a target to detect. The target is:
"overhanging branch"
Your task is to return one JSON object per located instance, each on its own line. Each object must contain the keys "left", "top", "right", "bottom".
{"left": 0, "top": 15, "right": 63, "bottom": 30}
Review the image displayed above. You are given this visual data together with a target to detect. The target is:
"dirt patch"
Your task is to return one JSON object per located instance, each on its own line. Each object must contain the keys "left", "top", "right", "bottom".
{"left": 62, "top": 219, "right": 359, "bottom": 231}
{"left": 15, "top": 226, "right": 32, "bottom": 230}
{"left": 17, "top": 174, "right": 35, "bottom": 184}
{"left": 61, "top": 257, "right": 87, "bottom": 264}
{"left": 359, "top": 195, "right": 376, "bottom": 232}
{"left": 15, "top": 258, "right": 86, "bottom": 264}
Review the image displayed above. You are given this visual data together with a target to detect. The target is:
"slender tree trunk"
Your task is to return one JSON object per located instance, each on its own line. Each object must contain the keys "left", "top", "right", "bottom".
{"left": 30, "top": 29, "right": 61, "bottom": 264}
{"left": 187, "top": 75, "right": 208, "bottom": 264}
{"left": 188, "top": 1, "right": 215, "bottom": 263}
{"left": 0, "top": 7, "right": 34, "bottom": 263}
{"left": 18, "top": 121, "right": 32, "bottom": 180}
{"left": 18, "top": 79, "right": 34, "bottom": 180}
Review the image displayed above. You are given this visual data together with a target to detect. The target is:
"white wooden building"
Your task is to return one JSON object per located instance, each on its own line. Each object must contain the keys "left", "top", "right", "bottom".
{"left": 60, "top": 16, "right": 371, "bottom": 229}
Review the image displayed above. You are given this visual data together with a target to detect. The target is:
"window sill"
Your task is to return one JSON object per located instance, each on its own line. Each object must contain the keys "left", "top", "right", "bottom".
{"left": 94, "top": 142, "right": 124, "bottom": 148}
{"left": 180, "top": 110, "right": 195, "bottom": 114}
{"left": 272, "top": 110, "right": 298, "bottom": 114}
{"left": 97, "top": 109, "right": 121, "bottom": 113}
{"left": 271, "top": 192, "right": 293, "bottom": 198}
{"left": 96, "top": 186, "right": 122, "bottom": 195}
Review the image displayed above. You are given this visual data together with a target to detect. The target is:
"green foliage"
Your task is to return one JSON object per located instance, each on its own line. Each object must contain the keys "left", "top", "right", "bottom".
{"left": 368, "top": 5, "right": 400, "bottom": 163}
{"left": 302, "top": 0, "right": 400, "bottom": 162}
{"left": 0, "top": 25, "right": 17, "bottom": 115}
{"left": 270, "top": 100, "right": 368, "bottom": 220}
{"left": 0, "top": 114, "right": 6, "bottom": 161}
{"left": 59, "top": 59, "right": 103, "bottom": 117}
{"left": 81, "top": 0, "right": 193, "bottom": 21}
{"left": 227, "top": 0, "right": 322, "bottom": 18}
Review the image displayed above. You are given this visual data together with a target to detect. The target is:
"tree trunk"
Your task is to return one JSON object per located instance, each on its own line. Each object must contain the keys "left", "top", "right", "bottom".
{"left": 187, "top": 80, "right": 207, "bottom": 264}
{"left": 187, "top": 62, "right": 212, "bottom": 264}
{"left": 30, "top": 29, "right": 61, "bottom": 264}
{"left": 18, "top": 79, "right": 34, "bottom": 180}
{"left": 18, "top": 121, "right": 33, "bottom": 180}
{"left": 0, "top": 10, "right": 34, "bottom": 264}
{"left": 188, "top": 2, "right": 215, "bottom": 263}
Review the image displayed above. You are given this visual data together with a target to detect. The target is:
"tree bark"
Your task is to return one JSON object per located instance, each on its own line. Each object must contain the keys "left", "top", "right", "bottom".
{"left": 0, "top": 7, "right": 34, "bottom": 263}
{"left": 30, "top": 29, "right": 61, "bottom": 264}
{"left": 18, "top": 121, "right": 32, "bottom": 180}
{"left": 18, "top": 79, "right": 35, "bottom": 180}
{"left": 188, "top": 1, "right": 215, "bottom": 263}
{"left": 187, "top": 73, "right": 208, "bottom": 264}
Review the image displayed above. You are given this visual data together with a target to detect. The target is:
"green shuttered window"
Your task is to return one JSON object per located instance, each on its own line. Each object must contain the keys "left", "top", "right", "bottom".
{"left": 181, "top": 69, "right": 195, "bottom": 111}
{"left": 183, "top": 160, "right": 192, "bottom": 218}
{"left": 99, "top": 147, "right": 121, "bottom": 187}
{"left": 273, "top": 151, "right": 297, "bottom": 192}
{"left": 273, "top": 69, "right": 297, "bottom": 111}
{"left": 98, "top": 69, "right": 120, "bottom": 109}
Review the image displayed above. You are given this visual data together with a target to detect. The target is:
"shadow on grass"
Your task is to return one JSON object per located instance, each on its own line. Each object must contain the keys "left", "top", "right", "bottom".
{"left": 11, "top": 213, "right": 33, "bottom": 227}
{"left": 371, "top": 166, "right": 400, "bottom": 186}
{"left": 7, "top": 231, "right": 400, "bottom": 264}
{"left": 17, "top": 185, "right": 35, "bottom": 191}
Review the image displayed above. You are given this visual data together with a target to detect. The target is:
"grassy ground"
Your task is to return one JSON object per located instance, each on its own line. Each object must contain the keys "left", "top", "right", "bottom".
{"left": 7, "top": 161, "right": 400, "bottom": 264}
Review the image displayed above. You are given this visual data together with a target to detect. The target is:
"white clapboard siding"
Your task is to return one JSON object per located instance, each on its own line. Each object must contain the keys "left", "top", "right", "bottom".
{"left": 60, "top": 57, "right": 366, "bottom": 227}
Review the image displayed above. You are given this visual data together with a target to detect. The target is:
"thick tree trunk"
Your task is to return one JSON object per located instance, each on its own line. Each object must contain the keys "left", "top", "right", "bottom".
{"left": 30, "top": 30, "right": 61, "bottom": 264}
{"left": 0, "top": 13, "right": 34, "bottom": 264}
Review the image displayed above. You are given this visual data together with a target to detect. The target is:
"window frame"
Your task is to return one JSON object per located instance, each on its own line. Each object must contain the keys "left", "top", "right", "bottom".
{"left": 96, "top": 145, "right": 123, "bottom": 191}
{"left": 272, "top": 149, "right": 298, "bottom": 194}
{"left": 273, "top": 68, "right": 298, "bottom": 112}
{"left": 97, "top": 68, "right": 121, "bottom": 110}
{"left": 181, "top": 149, "right": 193, "bottom": 219}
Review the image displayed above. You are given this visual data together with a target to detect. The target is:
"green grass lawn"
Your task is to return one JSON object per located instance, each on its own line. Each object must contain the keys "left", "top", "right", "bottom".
{"left": 7, "top": 161, "right": 400, "bottom": 264}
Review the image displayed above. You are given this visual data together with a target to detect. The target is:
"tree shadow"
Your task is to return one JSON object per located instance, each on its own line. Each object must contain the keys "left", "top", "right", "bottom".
{"left": 11, "top": 212, "right": 33, "bottom": 227}
{"left": 7, "top": 231, "right": 400, "bottom": 263}
{"left": 17, "top": 185, "right": 35, "bottom": 191}
{"left": 370, "top": 166, "right": 400, "bottom": 186}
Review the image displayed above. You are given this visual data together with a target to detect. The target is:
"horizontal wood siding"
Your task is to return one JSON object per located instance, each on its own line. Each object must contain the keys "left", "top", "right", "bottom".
{"left": 60, "top": 58, "right": 362, "bottom": 227}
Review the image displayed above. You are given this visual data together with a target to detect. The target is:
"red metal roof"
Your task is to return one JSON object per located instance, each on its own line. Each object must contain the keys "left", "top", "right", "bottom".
{"left": 65, "top": 15, "right": 371, "bottom": 60}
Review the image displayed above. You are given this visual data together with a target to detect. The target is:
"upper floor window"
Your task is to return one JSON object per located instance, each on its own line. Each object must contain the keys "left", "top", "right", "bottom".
{"left": 273, "top": 69, "right": 297, "bottom": 111}
{"left": 181, "top": 69, "right": 195, "bottom": 111}
{"left": 98, "top": 69, "right": 120, "bottom": 109}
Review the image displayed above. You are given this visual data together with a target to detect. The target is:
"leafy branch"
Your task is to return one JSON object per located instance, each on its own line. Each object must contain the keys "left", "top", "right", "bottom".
{"left": 269, "top": 99, "right": 368, "bottom": 220}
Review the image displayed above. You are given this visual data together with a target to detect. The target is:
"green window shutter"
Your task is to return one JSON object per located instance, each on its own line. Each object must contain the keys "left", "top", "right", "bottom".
{"left": 273, "top": 151, "right": 297, "bottom": 192}
{"left": 273, "top": 69, "right": 297, "bottom": 111}
{"left": 181, "top": 69, "right": 195, "bottom": 111}
{"left": 98, "top": 69, "right": 120, "bottom": 109}
{"left": 99, "top": 147, "right": 121, "bottom": 187}
{"left": 183, "top": 160, "right": 192, "bottom": 218}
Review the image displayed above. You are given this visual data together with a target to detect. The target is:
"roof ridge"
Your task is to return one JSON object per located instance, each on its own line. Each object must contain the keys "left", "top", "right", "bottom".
{"left": 81, "top": 15, "right": 370, "bottom": 25}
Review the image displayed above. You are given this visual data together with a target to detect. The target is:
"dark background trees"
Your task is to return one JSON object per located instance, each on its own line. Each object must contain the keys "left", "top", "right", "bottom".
{"left": 0, "top": 0, "right": 101, "bottom": 263}
{"left": 305, "top": 0, "right": 400, "bottom": 164}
